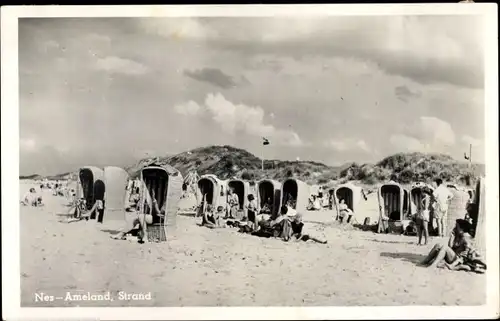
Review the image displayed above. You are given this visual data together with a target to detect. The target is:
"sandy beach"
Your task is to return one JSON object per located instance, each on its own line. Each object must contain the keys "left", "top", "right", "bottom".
{"left": 20, "top": 183, "right": 485, "bottom": 307}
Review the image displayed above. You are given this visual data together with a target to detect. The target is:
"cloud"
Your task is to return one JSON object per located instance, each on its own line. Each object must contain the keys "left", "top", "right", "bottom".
{"left": 326, "top": 138, "right": 371, "bottom": 153}
{"left": 94, "top": 56, "right": 148, "bottom": 75}
{"left": 391, "top": 116, "right": 456, "bottom": 153}
{"left": 174, "top": 93, "right": 303, "bottom": 147}
{"left": 141, "top": 16, "right": 483, "bottom": 88}
{"left": 390, "top": 134, "right": 425, "bottom": 152}
{"left": 412, "top": 116, "right": 456, "bottom": 146}
{"left": 183, "top": 68, "right": 238, "bottom": 88}
{"left": 462, "top": 135, "right": 483, "bottom": 147}
{"left": 20, "top": 138, "right": 37, "bottom": 152}
{"left": 174, "top": 100, "right": 202, "bottom": 116}
{"left": 394, "top": 85, "right": 421, "bottom": 102}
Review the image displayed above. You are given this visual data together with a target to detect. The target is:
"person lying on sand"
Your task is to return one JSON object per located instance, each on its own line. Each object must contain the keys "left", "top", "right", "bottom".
{"left": 420, "top": 219, "right": 486, "bottom": 273}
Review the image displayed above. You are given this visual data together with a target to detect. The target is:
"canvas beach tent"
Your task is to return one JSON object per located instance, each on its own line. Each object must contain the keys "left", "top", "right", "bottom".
{"left": 333, "top": 182, "right": 367, "bottom": 224}
{"left": 409, "top": 182, "right": 435, "bottom": 215}
{"left": 196, "top": 174, "right": 227, "bottom": 216}
{"left": 102, "top": 166, "right": 130, "bottom": 222}
{"left": 473, "top": 177, "right": 486, "bottom": 254}
{"left": 227, "top": 179, "right": 251, "bottom": 218}
{"left": 377, "top": 181, "right": 410, "bottom": 233}
{"left": 138, "top": 163, "right": 184, "bottom": 238}
{"left": 257, "top": 179, "right": 282, "bottom": 218}
{"left": 281, "top": 178, "right": 310, "bottom": 214}
{"left": 445, "top": 184, "right": 470, "bottom": 236}
{"left": 78, "top": 166, "right": 105, "bottom": 210}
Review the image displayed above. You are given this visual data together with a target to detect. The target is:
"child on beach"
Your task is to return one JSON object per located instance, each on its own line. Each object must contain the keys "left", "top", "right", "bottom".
{"left": 420, "top": 219, "right": 486, "bottom": 273}
{"left": 202, "top": 205, "right": 225, "bottom": 229}
{"left": 245, "top": 194, "right": 259, "bottom": 232}
{"left": 416, "top": 188, "right": 432, "bottom": 246}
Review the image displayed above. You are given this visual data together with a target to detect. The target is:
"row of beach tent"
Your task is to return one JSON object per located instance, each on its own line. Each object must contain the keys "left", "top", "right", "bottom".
{"left": 71, "top": 162, "right": 485, "bottom": 249}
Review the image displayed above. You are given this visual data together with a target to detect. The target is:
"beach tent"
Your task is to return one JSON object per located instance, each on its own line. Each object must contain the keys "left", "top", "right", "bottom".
{"left": 334, "top": 182, "right": 366, "bottom": 223}
{"left": 138, "top": 163, "right": 184, "bottom": 235}
{"left": 445, "top": 185, "right": 469, "bottom": 236}
{"left": 409, "top": 182, "right": 435, "bottom": 215}
{"left": 103, "top": 166, "right": 129, "bottom": 221}
{"left": 197, "top": 174, "right": 227, "bottom": 215}
{"left": 78, "top": 166, "right": 105, "bottom": 210}
{"left": 227, "top": 179, "right": 251, "bottom": 217}
{"left": 473, "top": 177, "right": 486, "bottom": 254}
{"left": 281, "top": 178, "right": 310, "bottom": 213}
{"left": 377, "top": 181, "right": 410, "bottom": 233}
{"left": 257, "top": 179, "right": 282, "bottom": 218}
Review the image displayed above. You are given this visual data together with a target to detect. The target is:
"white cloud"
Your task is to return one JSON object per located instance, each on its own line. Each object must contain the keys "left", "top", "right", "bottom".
{"left": 174, "top": 93, "right": 303, "bottom": 147}
{"left": 390, "top": 134, "right": 425, "bottom": 152}
{"left": 326, "top": 138, "right": 371, "bottom": 153}
{"left": 462, "top": 134, "right": 483, "bottom": 147}
{"left": 138, "top": 18, "right": 218, "bottom": 40}
{"left": 95, "top": 56, "right": 148, "bottom": 75}
{"left": 397, "top": 116, "right": 456, "bottom": 153}
{"left": 20, "top": 138, "right": 37, "bottom": 152}
{"left": 174, "top": 100, "right": 202, "bottom": 116}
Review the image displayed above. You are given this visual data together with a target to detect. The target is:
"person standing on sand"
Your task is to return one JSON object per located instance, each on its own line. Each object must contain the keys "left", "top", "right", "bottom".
{"left": 432, "top": 178, "right": 454, "bottom": 237}
{"left": 416, "top": 188, "right": 432, "bottom": 246}
{"left": 226, "top": 188, "right": 239, "bottom": 219}
{"left": 245, "top": 194, "right": 259, "bottom": 231}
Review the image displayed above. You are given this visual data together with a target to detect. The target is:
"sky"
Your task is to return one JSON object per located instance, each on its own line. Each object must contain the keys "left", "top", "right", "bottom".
{"left": 19, "top": 16, "right": 486, "bottom": 175}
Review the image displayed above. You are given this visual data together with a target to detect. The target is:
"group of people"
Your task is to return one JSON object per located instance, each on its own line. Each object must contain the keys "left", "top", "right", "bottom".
{"left": 410, "top": 178, "right": 456, "bottom": 246}
{"left": 200, "top": 187, "right": 327, "bottom": 244}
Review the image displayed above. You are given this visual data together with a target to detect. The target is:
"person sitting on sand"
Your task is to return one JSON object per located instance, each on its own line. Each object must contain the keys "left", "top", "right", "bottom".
{"left": 201, "top": 204, "right": 219, "bottom": 228}
{"left": 21, "top": 188, "right": 38, "bottom": 206}
{"left": 111, "top": 191, "right": 157, "bottom": 243}
{"left": 291, "top": 213, "right": 328, "bottom": 244}
{"left": 83, "top": 199, "right": 105, "bottom": 223}
{"left": 420, "top": 219, "right": 486, "bottom": 273}
{"left": 126, "top": 190, "right": 141, "bottom": 212}
{"left": 415, "top": 188, "right": 432, "bottom": 246}
{"left": 338, "top": 199, "right": 353, "bottom": 223}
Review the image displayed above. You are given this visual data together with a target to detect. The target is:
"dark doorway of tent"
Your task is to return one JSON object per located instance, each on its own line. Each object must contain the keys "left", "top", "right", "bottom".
{"left": 258, "top": 180, "right": 281, "bottom": 218}
{"left": 282, "top": 180, "right": 298, "bottom": 210}
{"left": 79, "top": 168, "right": 97, "bottom": 210}
{"left": 336, "top": 186, "right": 354, "bottom": 223}
{"left": 228, "top": 180, "right": 245, "bottom": 210}
{"left": 142, "top": 167, "right": 169, "bottom": 224}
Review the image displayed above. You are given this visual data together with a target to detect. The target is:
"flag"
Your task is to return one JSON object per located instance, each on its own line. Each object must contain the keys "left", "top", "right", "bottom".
{"left": 263, "top": 137, "right": 270, "bottom": 146}
{"left": 464, "top": 153, "right": 470, "bottom": 160}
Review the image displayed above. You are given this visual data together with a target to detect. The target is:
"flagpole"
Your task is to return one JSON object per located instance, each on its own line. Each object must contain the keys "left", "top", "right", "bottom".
{"left": 469, "top": 144, "right": 472, "bottom": 168}
{"left": 261, "top": 143, "right": 264, "bottom": 171}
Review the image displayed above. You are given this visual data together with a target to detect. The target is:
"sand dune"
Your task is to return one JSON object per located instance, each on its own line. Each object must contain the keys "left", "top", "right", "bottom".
{"left": 20, "top": 183, "right": 485, "bottom": 307}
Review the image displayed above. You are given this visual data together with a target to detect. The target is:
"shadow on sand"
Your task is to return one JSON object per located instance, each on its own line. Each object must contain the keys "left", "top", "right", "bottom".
{"left": 380, "top": 252, "right": 426, "bottom": 264}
